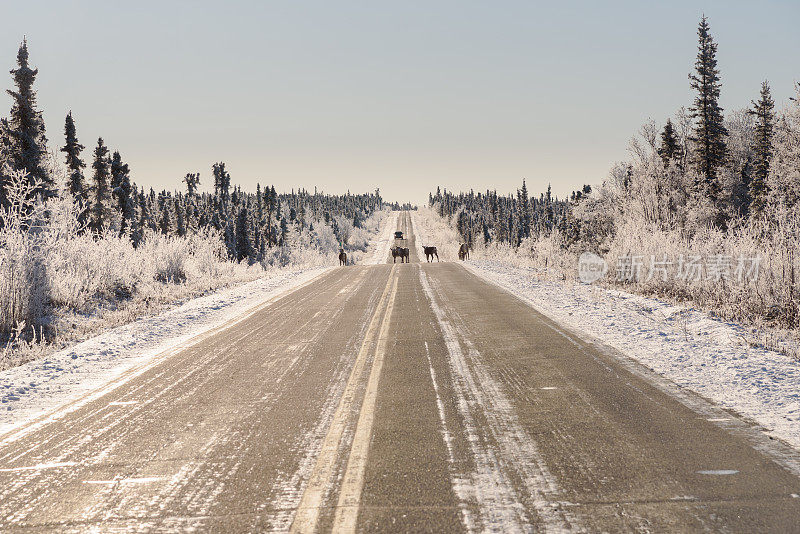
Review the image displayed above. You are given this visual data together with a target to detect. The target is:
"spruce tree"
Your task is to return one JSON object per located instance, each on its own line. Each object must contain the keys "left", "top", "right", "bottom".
{"left": 212, "top": 162, "right": 230, "bottom": 200}
{"left": 264, "top": 185, "right": 277, "bottom": 247}
{"left": 748, "top": 81, "right": 775, "bottom": 217}
{"left": 133, "top": 189, "right": 148, "bottom": 246}
{"left": 4, "top": 39, "right": 54, "bottom": 198}
{"left": 183, "top": 172, "right": 200, "bottom": 197}
{"left": 236, "top": 205, "right": 251, "bottom": 261}
{"left": 544, "top": 184, "right": 554, "bottom": 229}
{"left": 110, "top": 151, "right": 134, "bottom": 236}
{"left": 173, "top": 197, "right": 185, "bottom": 237}
{"left": 657, "top": 119, "right": 683, "bottom": 168}
{"left": 518, "top": 179, "right": 530, "bottom": 240}
{"left": 279, "top": 217, "right": 288, "bottom": 246}
{"left": 688, "top": 16, "right": 728, "bottom": 210}
{"left": 61, "top": 111, "right": 88, "bottom": 228}
{"left": 158, "top": 191, "right": 175, "bottom": 235}
{"left": 89, "top": 137, "right": 112, "bottom": 234}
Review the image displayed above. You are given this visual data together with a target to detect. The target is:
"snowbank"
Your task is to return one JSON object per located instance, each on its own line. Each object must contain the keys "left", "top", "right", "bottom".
{"left": 465, "top": 259, "right": 800, "bottom": 450}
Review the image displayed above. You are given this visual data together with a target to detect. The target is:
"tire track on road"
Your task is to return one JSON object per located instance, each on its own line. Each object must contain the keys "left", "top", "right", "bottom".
{"left": 420, "top": 267, "right": 580, "bottom": 533}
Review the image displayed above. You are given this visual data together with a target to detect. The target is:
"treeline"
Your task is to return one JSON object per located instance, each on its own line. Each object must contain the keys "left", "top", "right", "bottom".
{"left": 0, "top": 39, "right": 394, "bottom": 266}
{"left": 429, "top": 182, "right": 583, "bottom": 248}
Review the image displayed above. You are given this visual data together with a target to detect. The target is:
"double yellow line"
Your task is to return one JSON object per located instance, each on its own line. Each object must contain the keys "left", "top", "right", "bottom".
{"left": 290, "top": 264, "right": 399, "bottom": 534}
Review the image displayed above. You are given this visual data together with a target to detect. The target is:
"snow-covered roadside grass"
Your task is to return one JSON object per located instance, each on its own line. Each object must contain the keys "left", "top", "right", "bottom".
{"left": 411, "top": 208, "right": 800, "bottom": 450}
{"left": 0, "top": 208, "right": 396, "bottom": 437}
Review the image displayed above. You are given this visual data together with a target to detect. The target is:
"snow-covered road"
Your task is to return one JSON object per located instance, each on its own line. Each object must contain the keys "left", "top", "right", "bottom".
{"left": 1, "top": 212, "right": 799, "bottom": 532}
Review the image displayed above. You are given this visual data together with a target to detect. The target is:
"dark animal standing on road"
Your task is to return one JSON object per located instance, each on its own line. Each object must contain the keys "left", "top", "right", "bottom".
{"left": 392, "top": 246, "right": 410, "bottom": 263}
{"left": 458, "top": 243, "right": 469, "bottom": 261}
{"left": 423, "top": 246, "right": 439, "bottom": 262}
{"left": 339, "top": 248, "right": 347, "bottom": 266}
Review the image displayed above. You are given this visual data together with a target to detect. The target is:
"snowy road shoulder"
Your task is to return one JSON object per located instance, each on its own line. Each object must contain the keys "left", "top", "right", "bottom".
{"left": 464, "top": 259, "right": 800, "bottom": 451}
{"left": 0, "top": 266, "right": 331, "bottom": 439}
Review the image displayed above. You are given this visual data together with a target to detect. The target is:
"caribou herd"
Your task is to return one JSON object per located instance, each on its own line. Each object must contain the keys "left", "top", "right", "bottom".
{"left": 384, "top": 243, "right": 469, "bottom": 263}
{"left": 339, "top": 234, "right": 469, "bottom": 266}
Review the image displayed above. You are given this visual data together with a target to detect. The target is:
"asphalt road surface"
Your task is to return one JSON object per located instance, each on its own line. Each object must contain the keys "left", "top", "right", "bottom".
{"left": 1, "top": 211, "right": 800, "bottom": 533}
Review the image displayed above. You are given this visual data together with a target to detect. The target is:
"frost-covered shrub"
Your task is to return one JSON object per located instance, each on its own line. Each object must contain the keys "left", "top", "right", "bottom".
{"left": 47, "top": 230, "right": 140, "bottom": 309}
{"left": 0, "top": 231, "right": 49, "bottom": 334}
{"left": 187, "top": 228, "right": 228, "bottom": 278}
{"left": 138, "top": 231, "right": 203, "bottom": 284}
{"left": 0, "top": 168, "right": 50, "bottom": 335}
{"left": 347, "top": 210, "right": 388, "bottom": 259}
{"left": 312, "top": 221, "right": 339, "bottom": 253}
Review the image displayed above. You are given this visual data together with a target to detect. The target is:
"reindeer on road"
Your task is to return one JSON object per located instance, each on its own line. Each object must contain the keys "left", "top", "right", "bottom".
{"left": 339, "top": 248, "right": 347, "bottom": 266}
{"left": 423, "top": 246, "right": 439, "bottom": 262}
{"left": 391, "top": 246, "right": 410, "bottom": 263}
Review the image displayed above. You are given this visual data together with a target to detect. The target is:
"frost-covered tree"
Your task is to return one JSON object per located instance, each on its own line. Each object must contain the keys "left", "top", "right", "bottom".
{"left": 132, "top": 188, "right": 148, "bottom": 246}
{"left": 158, "top": 191, "right": 175, "bottom": 235}
{"left": 518, "top": 179, "right": 530, "bottom": 242}
{"left": 60, "top": 111, "right": 88, "bottom": 228}
{"left": 657, "top": 119, "right": 683, "bottom": 168}
{"left": 3, "top": 39, "right": 54, "bottom": 199}
{"left": 279, "top": 216, "right": 288, "bottom": 246}
{"left": 175, "top": 195, "right": 186, "bottom": 237}
{"left": 89, "top": 137, "right": 112, "bottom": 234}
{"left": 110, "top": 151, "right": 134, "bottom": 236}
{"left": 212, "top": 162, "right": 230, "bottom": 200}
{"left": 183, "top": 172, "right": 200, "bottom": 197}
{"left": 768, "top": 83, "right": 800, "bottom": 210}
{"left": 264, "top": 185, "right": 277, "bottom": 247}
{"left": 688, "top": 16, "right": 728, "bottom": 223}
{"left": 235, "top": 205, "right": 254, "bottom": 261}
{"left": 749, "top": 81, "right": 775, "bottom": 217}
{"left": 429, "top": 183, "right": 570, "bottom": 248}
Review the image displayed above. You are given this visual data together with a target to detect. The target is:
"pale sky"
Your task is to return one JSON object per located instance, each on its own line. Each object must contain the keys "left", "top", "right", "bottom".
{"left": 3, "top": 1, "right": 798, "bottom": 204}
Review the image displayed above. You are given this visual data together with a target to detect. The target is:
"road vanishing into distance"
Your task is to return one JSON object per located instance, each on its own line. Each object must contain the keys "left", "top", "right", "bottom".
{"left": 1, "top": 212, "right": 800, "bottom": 533}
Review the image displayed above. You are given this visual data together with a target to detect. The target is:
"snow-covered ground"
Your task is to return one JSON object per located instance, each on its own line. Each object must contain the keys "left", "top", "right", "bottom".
{"left": 0, "top": 210, "right": 399, "bottom": 440}
{"left": 465, "top": 259, "right": 800, "bottom": 450}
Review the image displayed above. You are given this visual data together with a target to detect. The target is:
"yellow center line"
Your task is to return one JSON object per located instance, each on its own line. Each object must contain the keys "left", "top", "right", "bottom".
{"left": 289, "top": 264, "right": 398, "bottom": 534}
{"left": 331, "top": 271, "right": 399, "bottom": 533}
